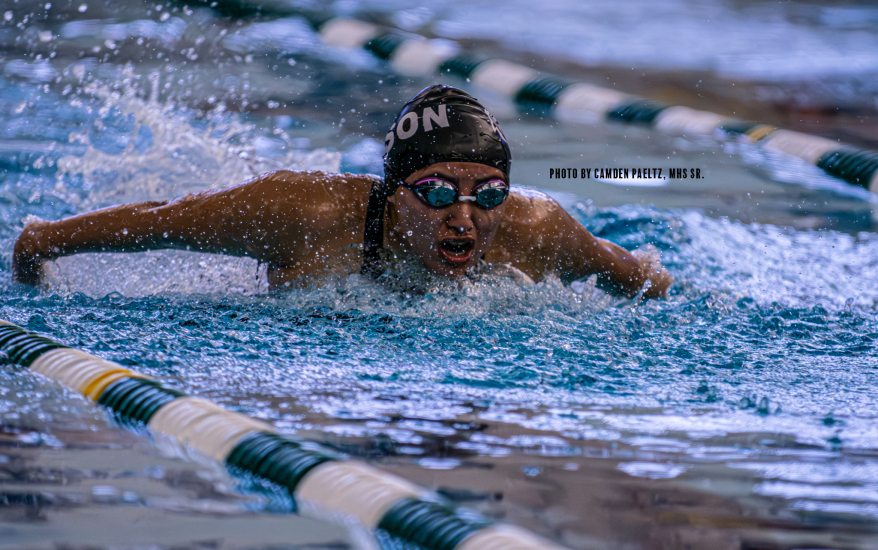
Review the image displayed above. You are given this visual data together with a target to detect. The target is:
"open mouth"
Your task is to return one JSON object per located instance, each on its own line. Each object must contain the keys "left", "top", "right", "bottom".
{"left": 438, "top": 239, "right": 475, "bottom": 266}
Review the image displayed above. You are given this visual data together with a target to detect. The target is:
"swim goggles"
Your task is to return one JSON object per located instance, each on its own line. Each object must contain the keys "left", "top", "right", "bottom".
{"left": 404, "top": 177, "right": 509, "bottom": 209}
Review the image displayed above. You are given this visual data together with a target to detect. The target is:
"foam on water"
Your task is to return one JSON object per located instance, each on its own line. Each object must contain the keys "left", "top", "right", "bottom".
{"left": 678, "top": 212, "right": 878, "bottom": 310}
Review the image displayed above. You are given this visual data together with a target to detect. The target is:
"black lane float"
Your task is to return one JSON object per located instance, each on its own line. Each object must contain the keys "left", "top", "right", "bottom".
{"left": 0, "top": 320, "right": 566, "bottom": 550}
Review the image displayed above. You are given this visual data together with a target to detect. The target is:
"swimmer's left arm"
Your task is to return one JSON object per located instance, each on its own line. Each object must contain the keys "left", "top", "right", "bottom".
{"left": 551, "top": 206, "right": 673, "bottom": 299}
{"left": 491, "top": 195, "right": 672, "bottom": 298}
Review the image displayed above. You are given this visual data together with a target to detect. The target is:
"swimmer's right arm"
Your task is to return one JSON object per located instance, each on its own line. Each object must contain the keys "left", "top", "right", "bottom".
{"left": 13, "top": 200, "right": 171, "bottom": 285}
{"left": 11, "top": 171, "right": 331, "bottom": 286}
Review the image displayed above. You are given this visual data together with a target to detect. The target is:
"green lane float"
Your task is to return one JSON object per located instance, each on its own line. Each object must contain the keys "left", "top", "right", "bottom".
{"left": 317, "top": 17, "right": 878, "bottom": 193}
{"left": 0, "top": 320, "right": 567, "bottom": 550}
{"left": 817, "top": 150, "right": 878, "bottom": 188}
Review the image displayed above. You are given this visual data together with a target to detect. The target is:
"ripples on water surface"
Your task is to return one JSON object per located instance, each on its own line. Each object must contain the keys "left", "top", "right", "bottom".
{"left": 1, "top": 0, "right": 877, "bottom": 548}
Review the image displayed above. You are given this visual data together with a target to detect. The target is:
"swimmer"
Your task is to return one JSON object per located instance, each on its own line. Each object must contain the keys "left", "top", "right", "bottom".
{"left": 12, "top": 85, "right": 673, "bottom": 298}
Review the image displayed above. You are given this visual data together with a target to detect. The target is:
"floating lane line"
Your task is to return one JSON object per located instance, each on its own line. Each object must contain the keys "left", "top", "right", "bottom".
{"left": 317, "top": 17, "right": 878, "bottom": 193}
{"left": 0, "top": 320, "right": 567, "bottom": 550}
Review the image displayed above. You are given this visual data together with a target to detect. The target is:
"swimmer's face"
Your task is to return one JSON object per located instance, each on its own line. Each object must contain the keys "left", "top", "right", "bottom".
{"left": 387, "top": 162, "right": 509, "bottom": 277}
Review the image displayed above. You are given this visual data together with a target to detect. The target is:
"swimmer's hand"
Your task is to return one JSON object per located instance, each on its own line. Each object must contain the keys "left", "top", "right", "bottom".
{"left": 632, "top": 245, "right": 674, "bottom": 299}
{"left": 12, "top": 221, "right": 50, "bottom": 286}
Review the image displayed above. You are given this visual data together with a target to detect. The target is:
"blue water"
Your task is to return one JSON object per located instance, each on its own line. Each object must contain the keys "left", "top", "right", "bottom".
{"left": 2, "top": 1, "right": 878, "bottom": 548}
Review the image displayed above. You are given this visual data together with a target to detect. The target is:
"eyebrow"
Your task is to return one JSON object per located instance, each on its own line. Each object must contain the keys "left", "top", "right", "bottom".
{"left": 419, "top": 171, "right": 458, "bottom": 184}
{"left": 417, "top": 172, "right": 506, "bottom": 185}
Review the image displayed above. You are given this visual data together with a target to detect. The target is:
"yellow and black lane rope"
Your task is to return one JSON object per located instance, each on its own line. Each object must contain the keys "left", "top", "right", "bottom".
{"left": 316, "top": 17, "right": 878, "bottom": 193}
{"left": 0, "top": 320, "right": 566, "bottom": 550}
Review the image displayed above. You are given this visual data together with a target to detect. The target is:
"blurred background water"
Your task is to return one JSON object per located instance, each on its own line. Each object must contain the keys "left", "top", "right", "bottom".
{"left": 1, "top": 0, "right": 877, "bottom": 549}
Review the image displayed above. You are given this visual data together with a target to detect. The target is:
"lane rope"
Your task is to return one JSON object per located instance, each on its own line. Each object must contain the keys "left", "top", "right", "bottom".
{"left": 0, "top": 320, "right": 567, "bottom": 550}
{"left": 317, "top": 17, "right": 878, "bottom": 193}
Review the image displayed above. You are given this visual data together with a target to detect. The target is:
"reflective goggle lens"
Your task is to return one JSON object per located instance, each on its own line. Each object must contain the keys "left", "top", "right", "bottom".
{"left": 408, "top": 178, "right": 508, "bottom": 209}
{"left": 473, "top": 181, "right": 508, "bottom": 208}
{"left": 423, "top": 185, "right": 456, "bottom": 207}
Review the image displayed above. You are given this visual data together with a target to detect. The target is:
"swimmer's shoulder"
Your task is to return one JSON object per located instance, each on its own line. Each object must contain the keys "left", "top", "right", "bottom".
{"left": 224, "top": 170, "right": 378, "bottom": 219}
{"left": 489, "top": 188, "right": 578, "bottom": 280}
{"left": 242, "top": 169, "right": 379, "bottom": 199}
{"left": 247, "top": 170, "right": 379, "bottom": 238}
{"left": 502, "top": 187, "right": 567, "bottom": 234}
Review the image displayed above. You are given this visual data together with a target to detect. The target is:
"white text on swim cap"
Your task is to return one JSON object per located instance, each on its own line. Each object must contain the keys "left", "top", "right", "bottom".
{"left": 384, "top": 125, "right": 395, "bottom": 155}
{"left": 396, "top": 105, "right": 449, "bottom": 140}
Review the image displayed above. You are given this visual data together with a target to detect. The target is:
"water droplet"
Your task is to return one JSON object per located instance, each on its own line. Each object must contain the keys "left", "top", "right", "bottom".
{"left": 78, "top": 3, "right": 87, "bottom": 12}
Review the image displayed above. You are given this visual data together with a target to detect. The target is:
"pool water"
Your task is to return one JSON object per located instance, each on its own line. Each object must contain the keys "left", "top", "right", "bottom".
{"left": 1, "top": 1, "right": 878, "bottom": 549}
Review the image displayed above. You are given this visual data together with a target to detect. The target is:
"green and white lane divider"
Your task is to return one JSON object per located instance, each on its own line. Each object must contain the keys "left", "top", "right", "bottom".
{"left": 319, "top": 17, "right": 878, "bottom": 193}
{"left": 0, "top": 320, "right": 566, "bottom": 550}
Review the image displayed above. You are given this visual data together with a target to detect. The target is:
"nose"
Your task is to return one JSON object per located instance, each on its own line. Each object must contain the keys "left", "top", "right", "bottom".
{"left": 446, "top": 202, "right": 475, "bottom": 234}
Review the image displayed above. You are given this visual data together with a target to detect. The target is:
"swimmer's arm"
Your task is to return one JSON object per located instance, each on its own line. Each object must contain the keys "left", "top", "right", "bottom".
{"left": 11, "top": 171, "right": 308, "bottom": 285}
{"left": 12, "top": 200, "right": 171, "bottom": 285}
{"left": 551, "top": 207, "right": 673, "bottom": 299}
{"left": 12, "top": 170, "right": 375, "bottom": 287}
{"left": 491, "top": 195, "right": 672, "bottom": 298}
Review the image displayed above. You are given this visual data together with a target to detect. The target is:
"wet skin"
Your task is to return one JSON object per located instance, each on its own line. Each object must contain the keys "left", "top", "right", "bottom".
{"left": 12, "top": 162, "right": 673, "bottom": 298}
{"left": 385, "top": 163, "right": 510, "bottom": 278}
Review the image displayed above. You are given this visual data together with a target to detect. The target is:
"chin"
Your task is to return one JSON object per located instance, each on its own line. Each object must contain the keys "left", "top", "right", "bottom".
{"left": 421, "top": 261, "right": 462, "bottom": 278}
{"left": 440, "top": 264, "right": 469, "bottom": 277}
{"left": 435, "top": 255, "right": 481, "bottom": 277}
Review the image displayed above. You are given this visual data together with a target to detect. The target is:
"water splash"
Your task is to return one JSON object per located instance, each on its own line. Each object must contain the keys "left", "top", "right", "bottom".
{"left": 54, "top": 71, "right": 340, "bottom": 210}
{"left": 676, "top": 211, "right": 878, "bottom": 310}
{"left": 33, "top": 72, "right": 342, "bottom": 296}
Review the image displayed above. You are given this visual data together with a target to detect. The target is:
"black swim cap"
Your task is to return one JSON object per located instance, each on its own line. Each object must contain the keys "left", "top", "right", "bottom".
{"left": 383, "top": 85, "right": 511, "bottom": 186}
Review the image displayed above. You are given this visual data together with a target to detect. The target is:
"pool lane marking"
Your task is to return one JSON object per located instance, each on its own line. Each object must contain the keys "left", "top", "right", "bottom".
{"left": 653, "top": 106, "right": 727, "bottom": 137}
{"left": 318, "top": 18, "right": 380, "bottom": 49}
{"left": 470, "top": 59, "right": 540, "bottom": 98}
{"left": 760, "top": 130, "right": 843, "bottom": 165}
{"left": 317, "top": 17, "right": 878, "bottom": 193}
{"left": 0, "top": 321, "right": 567, "bottom": 550}
{"left": 150, "top": 396, "right": 275, "bottom": 462}
{"left": 296, "top": 461, "right": 426, "bottom": 529}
